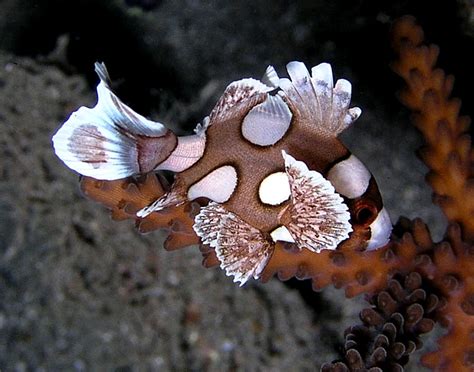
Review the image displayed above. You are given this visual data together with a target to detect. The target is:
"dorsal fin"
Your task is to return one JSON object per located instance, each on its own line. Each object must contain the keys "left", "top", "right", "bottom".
{"left": 278, "top": 61, "right": 361, "bottom": 137}
{"left": 261, "top": 65, "right": 279, "bottom": 88}
{"left": 209, "top": 78, "right": 274, "bottom": 124}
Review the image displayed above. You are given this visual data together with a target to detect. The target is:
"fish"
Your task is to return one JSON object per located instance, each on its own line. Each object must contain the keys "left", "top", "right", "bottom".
{"left": 52, "top": 61, "right": 392, "bottom": 285}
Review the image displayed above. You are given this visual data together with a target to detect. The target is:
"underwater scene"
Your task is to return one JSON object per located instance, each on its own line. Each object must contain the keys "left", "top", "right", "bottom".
{"left": 1, "top": 1, "right": 473, "bottom": 370}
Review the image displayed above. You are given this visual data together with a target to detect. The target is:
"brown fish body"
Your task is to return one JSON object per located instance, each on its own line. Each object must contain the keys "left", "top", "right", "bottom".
{"left": 52, "top": 61, "right": 391, "bottom": 285}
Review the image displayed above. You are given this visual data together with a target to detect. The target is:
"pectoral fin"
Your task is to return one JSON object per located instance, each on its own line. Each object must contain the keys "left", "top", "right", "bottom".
{"left": 281, "top": 151, "right": 353, "bottom": 252}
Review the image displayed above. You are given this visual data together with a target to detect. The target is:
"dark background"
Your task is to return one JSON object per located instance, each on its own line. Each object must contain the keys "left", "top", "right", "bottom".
{"left": 0, "top": 0, "right": 472, "bottom": 370}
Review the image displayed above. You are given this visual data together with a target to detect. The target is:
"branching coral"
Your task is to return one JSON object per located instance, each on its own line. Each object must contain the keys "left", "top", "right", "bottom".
{"left": 80, "top": 175, "right": 199, "bottom": 250}
{"left": 389, "top": 18, "right": 474, "bottom": 369}
{"left": 321, "top": 218, "right": 474, "bottom": 371}
{"left": 390, "top": 16, "right": 474, "bottom": 242}
{"left": 321, "top": 262, "right": 440, "bottom": 371}
{"left": 77, "top": 16, "right": 473, "bottom": 371}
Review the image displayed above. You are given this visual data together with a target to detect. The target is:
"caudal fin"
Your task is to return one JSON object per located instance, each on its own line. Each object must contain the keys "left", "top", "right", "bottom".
{"left": 52, "top": 62, "right": 177, "bottom": 180}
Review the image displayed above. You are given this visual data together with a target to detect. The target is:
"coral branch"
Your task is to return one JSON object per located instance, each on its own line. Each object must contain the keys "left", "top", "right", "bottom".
{"left": 260, "top": 217, "right": 438, "bottom": 298}
{"left": 320, "top": 218, "right": 474, "bottom": 371}
{"left": 262, "top": 240, "right": 415, "bottom": 298}
{"left": 321, "top": 272, "right": 440, "bottom": 371}
{"left": 80, "top": 175, "right": 199, "bottom": 250}
{"left": 388, "top": 16, "right": 474, "bottom": 371}
{"left": 321, "top": 16, "right": 474, "bottom": 370}
{"left": 391, "top": 15, "right": 474, "bottom": 242}
{"left": 415, "top": 223, "right": 474, "bottom": 370}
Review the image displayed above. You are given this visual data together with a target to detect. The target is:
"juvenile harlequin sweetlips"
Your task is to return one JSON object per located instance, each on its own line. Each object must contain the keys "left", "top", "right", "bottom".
{"left": 52, "top": 61, "right": 392, "bottom": 285}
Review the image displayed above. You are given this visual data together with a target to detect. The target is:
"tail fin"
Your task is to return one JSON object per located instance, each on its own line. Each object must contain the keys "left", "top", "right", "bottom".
{"left": 52, "top": 62, "right": 177, "bottom": 180}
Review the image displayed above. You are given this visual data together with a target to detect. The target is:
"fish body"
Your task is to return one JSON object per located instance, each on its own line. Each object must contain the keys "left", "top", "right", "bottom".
{"left": 53, "top": 61, "right": 392, "bottom": 285}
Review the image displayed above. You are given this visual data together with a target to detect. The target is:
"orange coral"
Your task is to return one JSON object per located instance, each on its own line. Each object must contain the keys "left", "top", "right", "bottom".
{"left": 262, "top": 221, "right": 422, "bottom": 298}
{"left": 390, "top": 16, "right": 474, "bottom": 371}
{"left": 76, "top": 15, "right": 474, "bottom": 371}
{"left": 320, "top": 16, "right": 474, "bottom": 370}
{"left": 416, "top": 223, "right": 474, "bottom": 370}
{"left": 80, "top": 174, "right": 199, "bottom": 250}
{"left": 391, "top": 15, "right": 474, "bottom": 242}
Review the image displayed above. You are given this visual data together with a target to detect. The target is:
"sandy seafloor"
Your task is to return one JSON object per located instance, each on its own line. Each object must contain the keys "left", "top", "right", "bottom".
{"left": 0, "top": 1, "right": 472, "bottom": 370}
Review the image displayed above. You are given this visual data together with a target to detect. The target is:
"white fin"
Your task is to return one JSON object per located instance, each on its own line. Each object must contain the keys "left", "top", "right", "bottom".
{"left": 311, "top": 63, "right": 334, "bottom": 91}
{"left": 193, "top": 202, "right": 227, "bottom": 247}
{"left": 216, "top": 212, "right": 274, "bottom": 285}
{"left": 209, "top": 78, "right": 273, "bottom": 123}
{"left": 52, "top": 122, "right": 138, "bottom": 179}
{"left": 52, "top": 62, "right": 174, "bottom": 180}
{"left": 311, "top": 63, "right": 333, "bottom": 118}
{"left": 241, "top": 94, "right": 292, "bottom": 146}
{"left": 278, "top": 61, "right": 361, "bottom": 137}
{"left": 93, "top": 63, "right": 168, "bottom": 137}
{"left": 366, "top": 207, "right": 392, "bottom": 251}
{"left": 282, "top": 151, "right": 353, "bottom": 252}
{"left": 194, "top": 202, "right": 273, "bottom": 286}
{"left": 193, "top": 116, "right": 210, "bottom": 137}
{"left": 261, "top": 65, "right": 280, "bottom": 88}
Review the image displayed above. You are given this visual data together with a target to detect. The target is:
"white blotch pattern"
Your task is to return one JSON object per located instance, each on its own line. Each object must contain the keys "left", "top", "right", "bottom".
{"left": 187, "top": 165, "right": 238, "bottom": 202}
{"left": 270, "top": 226, "right": 295, "bottom": 243}
{"left": 258, "top": 172, "right": 291, "bottom": 205}
{"left": 327, "top": 155, "right": 372, "bottom": 199}
{"left": 156, "top": 134, "right": 206, "bottom": 172}
{"left": 241, "top": 95, "right": 292, "bottom": 146}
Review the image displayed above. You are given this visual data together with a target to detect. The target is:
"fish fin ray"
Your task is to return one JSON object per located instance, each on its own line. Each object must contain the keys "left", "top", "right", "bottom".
{"left": 279, "top": 61, "right": 361, "bottom": 136}
{"left": 281, "top": 151, "right": 353, "bottom": 252}
{"left": 209, "top": 78, "right": 273, "bottom": 123}
{"left": 261, "top": 65, "right": 280, "bottom": 88}
{"left": 137, "top": 187, "right": 187, "bottom": 218}
{"left": 52, "top": 62, "right": 175, "bottom": 180}
{"left": 241, "top": 94, "right": 292, "bottom": 146}
{"left": 194, "top": 202, "right": 273, "bottom": 285}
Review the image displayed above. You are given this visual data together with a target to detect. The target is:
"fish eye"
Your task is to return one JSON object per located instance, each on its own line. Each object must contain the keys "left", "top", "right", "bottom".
{"left": 354, "top": 203, "right": 378, "bottom": 226}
